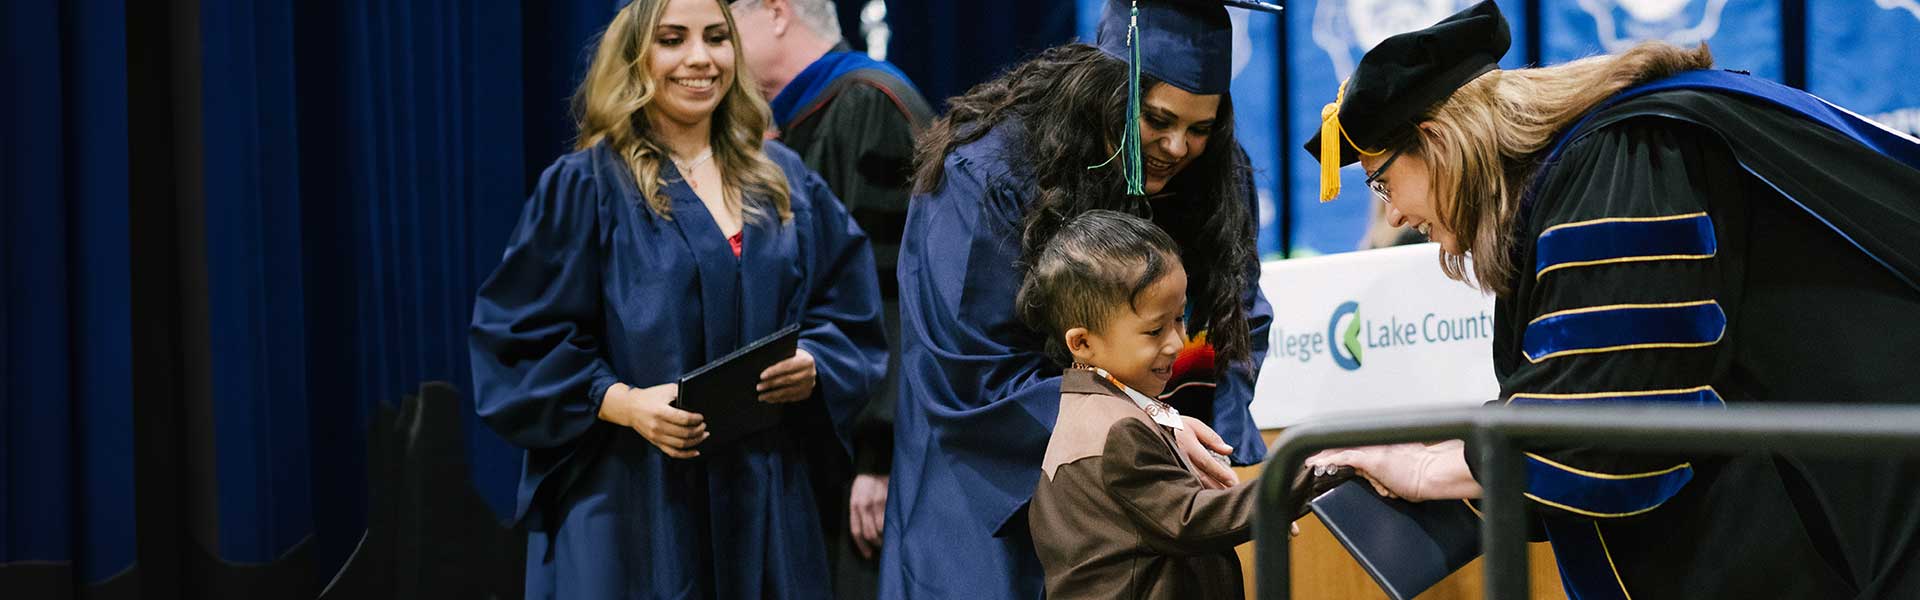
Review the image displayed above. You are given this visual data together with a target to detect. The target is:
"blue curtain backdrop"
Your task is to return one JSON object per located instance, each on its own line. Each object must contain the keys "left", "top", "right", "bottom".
{"left": 2, "top": 0, "right": 140, "bottom": 596}
{"left": 198, "top": 0, "right": 580, "bottom": 590}
{"left": 886, "top": 0, "right": 1078, "bottom": 110}
{"left": 2, "top": 0, "right": 597, "bottom": 595}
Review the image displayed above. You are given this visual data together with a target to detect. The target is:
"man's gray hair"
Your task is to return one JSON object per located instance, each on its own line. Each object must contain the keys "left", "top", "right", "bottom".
{"left": 736, "top": 0, "right": 843, "bottom": 44}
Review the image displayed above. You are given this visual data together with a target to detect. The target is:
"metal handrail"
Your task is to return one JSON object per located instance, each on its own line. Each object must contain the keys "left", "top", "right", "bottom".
{"left": 1254, "top": 404, "right": 1920, "bottom": 599}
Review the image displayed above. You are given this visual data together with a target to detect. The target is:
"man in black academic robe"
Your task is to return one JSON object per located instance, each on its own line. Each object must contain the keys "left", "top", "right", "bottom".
{"left": 733, "top": 1, "right": 934, "bottom": 595}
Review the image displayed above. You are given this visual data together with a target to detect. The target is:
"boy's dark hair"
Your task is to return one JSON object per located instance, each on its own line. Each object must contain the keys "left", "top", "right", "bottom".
{"left": 1016, "top": 210, "right": 1183, "bottom": 366}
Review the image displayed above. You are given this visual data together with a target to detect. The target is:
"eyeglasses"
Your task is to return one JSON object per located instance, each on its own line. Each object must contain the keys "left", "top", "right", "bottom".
{"left": 1364, "top": 146, "right": 1406, "bottom": 206}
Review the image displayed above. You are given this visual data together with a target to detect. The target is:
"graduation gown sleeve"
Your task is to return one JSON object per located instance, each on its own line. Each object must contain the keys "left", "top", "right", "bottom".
{"left": 1212, "top": 167, "right": 1274, "bottom": 467}
{"left": 788, "top": 163, "right": 891, "bottom": 458}
{"left": 897, "top": 150, "right": 1065, "bottom": 535}
{"left": 782, "top": 80, "right": 928, "bottom": 473}
{"left": 1484, "top": 119, "right": 1742, "bottom": 521}
{"left": 469, "top": 154, "right": 620, "bottom": 450}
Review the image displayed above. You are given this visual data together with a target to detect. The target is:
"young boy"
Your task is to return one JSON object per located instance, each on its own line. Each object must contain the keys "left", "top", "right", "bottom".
{"left": 1015, "top": 210, "right": 1258, "bottom": 600}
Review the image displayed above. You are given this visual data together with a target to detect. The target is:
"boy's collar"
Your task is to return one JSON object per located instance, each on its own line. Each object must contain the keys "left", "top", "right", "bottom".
{"left": 1063, "top": 365, "right": 1186, "bottom": 431}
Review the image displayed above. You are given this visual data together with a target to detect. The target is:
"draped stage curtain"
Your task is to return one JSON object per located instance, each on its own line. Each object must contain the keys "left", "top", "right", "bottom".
{"left": 3, "top": 0, "right": 609, "bottom": 597}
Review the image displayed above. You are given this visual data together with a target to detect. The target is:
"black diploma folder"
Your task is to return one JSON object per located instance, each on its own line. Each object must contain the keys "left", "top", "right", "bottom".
{"left": 673, "top": 324, "right": 801, "bottom": 446}
{"left": 1308, "top": 479, "right": 1483, "bottom": 600}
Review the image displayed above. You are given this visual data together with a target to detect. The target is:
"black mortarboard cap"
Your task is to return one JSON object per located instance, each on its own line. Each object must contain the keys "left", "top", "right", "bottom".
{"left": 1094, "top": 0, "right": 1283, "bottom": 95}
{"left": 1301, "top": 0, "right": 1510, "bottom": 201}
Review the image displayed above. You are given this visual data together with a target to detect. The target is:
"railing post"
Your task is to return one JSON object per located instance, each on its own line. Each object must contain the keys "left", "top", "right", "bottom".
{"left": 1257, "top": 455, "right": 1296, "bottom": 600}
{"left": 1270, "top": 529, "right": 1291, "bottom": 600}
{"left": 1475, "top": 428, "right": 1529, "bottom": 600}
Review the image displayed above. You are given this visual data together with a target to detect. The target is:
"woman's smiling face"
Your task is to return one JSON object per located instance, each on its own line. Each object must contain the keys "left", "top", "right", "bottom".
{"left": 646, "top": 0, "right": 735, "bottom": 128}
{"left": 1138, "top": 83, "right": 1219, "bottom": 195}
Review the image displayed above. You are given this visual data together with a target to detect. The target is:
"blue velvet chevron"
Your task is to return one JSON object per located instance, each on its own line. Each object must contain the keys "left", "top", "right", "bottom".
{"left": 1536, "top": 213, "right": 1715, "bottom": 277}
{"left": 1522, "top": 301, "right": 1725, "bottom": 362}
{"left": 1525, "top": 454, "right": 1693, "bottom": 518}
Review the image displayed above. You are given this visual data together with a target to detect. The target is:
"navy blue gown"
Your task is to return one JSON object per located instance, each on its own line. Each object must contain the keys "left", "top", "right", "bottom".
{"left": 470, "top": 140, "right": 887, "bottom": 599}
{"left": 877, "top": 120, "right": 1273, "bottom": 599}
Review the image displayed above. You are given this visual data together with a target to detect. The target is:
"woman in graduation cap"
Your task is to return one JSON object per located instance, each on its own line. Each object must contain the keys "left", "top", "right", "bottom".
{"left": 879, "top": 1, "right": 1282, "bottom": 598}
{"left": 1303, "top": 2, "right": 1920, "bottom": 598}
{"left": 467, "top": 0, "right": 887, "bottom": 596}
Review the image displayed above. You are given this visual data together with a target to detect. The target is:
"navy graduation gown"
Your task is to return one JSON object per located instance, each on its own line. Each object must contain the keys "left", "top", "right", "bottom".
{"left": 878, "top": 120, "right": 1272, "bottom": 600}
{"left": 469, "top": 140, "right": 887, "bottom": 599}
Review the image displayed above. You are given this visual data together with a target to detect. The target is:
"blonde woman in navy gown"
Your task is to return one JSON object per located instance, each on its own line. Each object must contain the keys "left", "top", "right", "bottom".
{"left": 468, "top": 0, "right": 886, "bottom": 597}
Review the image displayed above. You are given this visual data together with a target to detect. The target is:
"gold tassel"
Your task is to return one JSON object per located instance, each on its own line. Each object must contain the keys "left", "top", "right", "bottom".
{"left": 1318, "top": 78, "right": 1386, "bottom": 203}
{"left": 1319, "top": 101, "right": 1342, "bottom": 202}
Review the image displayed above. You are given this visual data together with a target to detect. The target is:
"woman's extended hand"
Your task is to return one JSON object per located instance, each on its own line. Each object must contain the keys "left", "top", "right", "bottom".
{"left": 1304, "top": 440, "right": 1481, "bottom": 502}
{"left": 600, "top": 382, "right": 707, "bottom": 459}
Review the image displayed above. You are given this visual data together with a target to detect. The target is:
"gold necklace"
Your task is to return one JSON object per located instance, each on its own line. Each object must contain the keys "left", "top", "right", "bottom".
{"left": 672, "top": 147, "right": 714, "bottom": 189}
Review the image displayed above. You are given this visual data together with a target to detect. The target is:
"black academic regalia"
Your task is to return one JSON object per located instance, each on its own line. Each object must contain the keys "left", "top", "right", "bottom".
{"left": 877, "top": 119, "right": 1273, "bottom": 600}
{"left": 777, "top": 45, "right": 934, "bottom": 293}
{"left": 1474, "top": 78, "right": 1920, "bottom": 600}
{"left": 772, "top": 45, "right": 934, "bottom": 599}
{"left": 468, "top": 140, "right": 887, "bottom": 599}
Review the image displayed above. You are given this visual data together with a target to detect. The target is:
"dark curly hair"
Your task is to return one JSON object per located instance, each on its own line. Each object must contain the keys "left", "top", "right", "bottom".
{"left": 913, "top": 43, "right": 1255, "bottom": 368}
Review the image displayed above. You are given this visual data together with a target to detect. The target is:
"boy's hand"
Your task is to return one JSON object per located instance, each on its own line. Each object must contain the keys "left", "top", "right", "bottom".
{"left": 1177, "top": 416, "right": 1238, "bottom": 489}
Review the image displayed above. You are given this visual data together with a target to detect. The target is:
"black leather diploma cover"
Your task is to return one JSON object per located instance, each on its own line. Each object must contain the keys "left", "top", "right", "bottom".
{"left": 673, "top": 324, "right": 801, "bottom": 446}
{"left": 1308, "top": 479, "right": 1482, "bottom": 600}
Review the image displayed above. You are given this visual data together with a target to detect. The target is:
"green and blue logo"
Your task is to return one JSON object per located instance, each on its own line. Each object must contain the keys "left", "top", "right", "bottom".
{"left": 1328, "top": 301, "right": 1363, "bottom": 371}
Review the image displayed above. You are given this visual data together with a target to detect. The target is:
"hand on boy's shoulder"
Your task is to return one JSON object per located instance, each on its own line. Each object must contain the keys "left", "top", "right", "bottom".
{"left": 1176, "top": 416, "right": 1240, "bottom": 489}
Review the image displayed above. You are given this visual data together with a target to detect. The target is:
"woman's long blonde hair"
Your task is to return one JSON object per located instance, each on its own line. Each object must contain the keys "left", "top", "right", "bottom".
{"left": 1409, "top": 41, "right": 1712, "bottom": 295}
{"left": 574, "top": 0, "right": 791, "bottom": 222}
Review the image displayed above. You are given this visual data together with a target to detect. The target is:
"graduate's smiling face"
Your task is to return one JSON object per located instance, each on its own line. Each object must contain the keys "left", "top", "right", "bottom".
{"left": 1360, "top": 137, "right": 1460, "bottom": 253}
{"left": 1139, "top": 84, "right": 1220, "bottom": 195}
{"left": 646, "top": 0, "right": 736, "bottom": 128}
{"left": 1065, "top": 262, "right": 1189, "bottom": 398}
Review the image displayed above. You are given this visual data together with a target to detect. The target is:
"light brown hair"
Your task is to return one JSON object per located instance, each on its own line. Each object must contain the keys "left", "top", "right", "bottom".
{"left": 1407, "top": 41, "right": 1712, "bottom": 294}
{"left": 574, "top": 0, "right": 792, "bottom": 221}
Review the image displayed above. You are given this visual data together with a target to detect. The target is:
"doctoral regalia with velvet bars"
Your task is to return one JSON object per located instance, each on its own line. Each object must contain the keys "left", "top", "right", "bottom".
{"left": 1480, "top": 71, "right": 1920, "bottom": 599}
{"left": 1302, "top": 1, "right": 1920, "bottom": 597}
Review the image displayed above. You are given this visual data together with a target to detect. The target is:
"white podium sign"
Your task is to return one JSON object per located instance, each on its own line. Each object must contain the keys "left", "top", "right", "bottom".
{"left": 1251, "top": 243, "right": 1500, "bottom": 428}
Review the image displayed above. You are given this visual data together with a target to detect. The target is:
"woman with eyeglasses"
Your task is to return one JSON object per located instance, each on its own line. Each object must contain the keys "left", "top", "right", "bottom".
{"left": 1303, "top": 2, "right": 1920, "bottom": 599}
{"left": 468, "top": 0, "right": 887, "bottom": 596}
{"left": 1355, "top": 146, "right": 1431, "bottom": 250}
